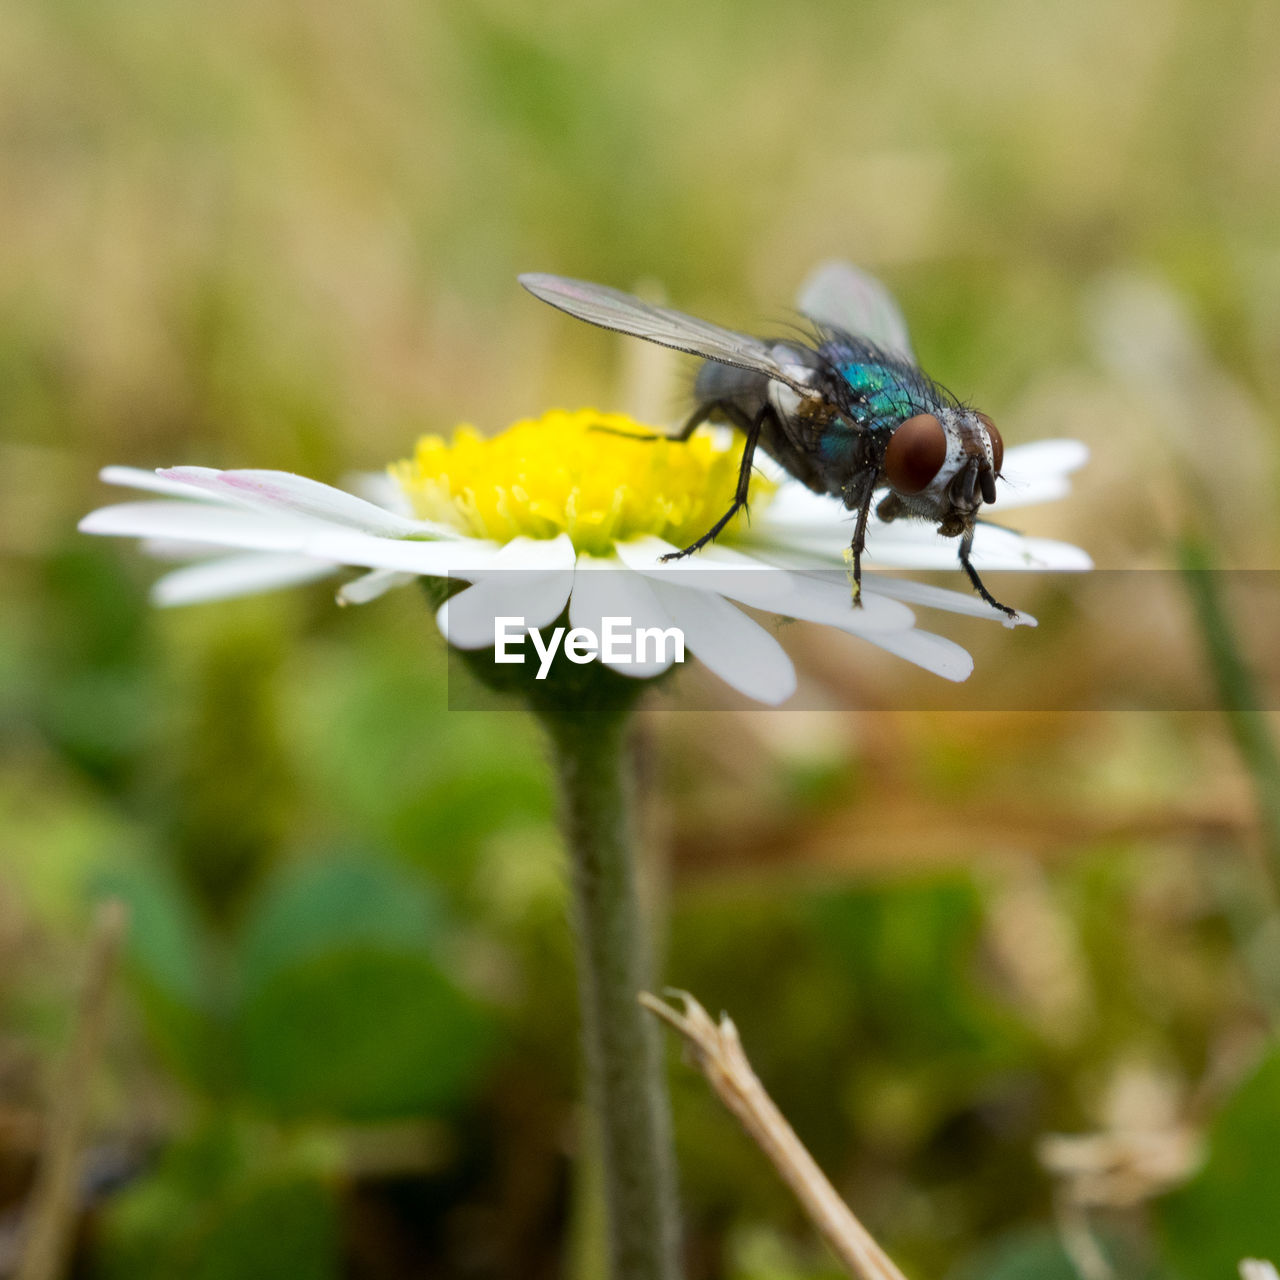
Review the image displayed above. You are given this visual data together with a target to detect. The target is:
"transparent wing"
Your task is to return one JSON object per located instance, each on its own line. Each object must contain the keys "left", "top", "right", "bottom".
{"left": 796, "top": 261, "right": 915, "bottom": 362}
{"left": 520, "top": 273, "right": 812, "bottom": 394}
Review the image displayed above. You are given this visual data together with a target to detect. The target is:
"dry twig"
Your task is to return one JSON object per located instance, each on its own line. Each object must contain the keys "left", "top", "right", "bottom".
{"left": 640, "top": 990, "right": 911, "bottom": 1280}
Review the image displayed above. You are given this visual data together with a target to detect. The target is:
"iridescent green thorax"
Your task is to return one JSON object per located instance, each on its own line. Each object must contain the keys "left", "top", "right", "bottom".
{"left": 838, "top": 360, "right": 927, "bottom": 427}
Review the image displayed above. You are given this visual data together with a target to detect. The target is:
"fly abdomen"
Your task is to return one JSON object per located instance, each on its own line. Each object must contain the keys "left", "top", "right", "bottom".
{"left": 693, "top": 360, "right": 771, "bottom": 413}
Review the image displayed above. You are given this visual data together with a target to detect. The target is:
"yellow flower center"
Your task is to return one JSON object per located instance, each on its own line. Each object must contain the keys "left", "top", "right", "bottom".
{"left": 390, "top": 408, "right": 775, "bottom": 556}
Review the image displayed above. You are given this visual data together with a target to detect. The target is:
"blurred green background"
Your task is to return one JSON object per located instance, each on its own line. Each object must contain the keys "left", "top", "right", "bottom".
{"left": 3, "top": 0, "right": 1280, "bottom": 1276}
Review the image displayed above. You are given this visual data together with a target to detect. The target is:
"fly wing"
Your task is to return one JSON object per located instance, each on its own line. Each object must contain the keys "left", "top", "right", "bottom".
{"left": 796, "top": 261, "right": 916, "bottom": 363}
{"left": 520, "top": 273, "right": 812, "bottom": 394}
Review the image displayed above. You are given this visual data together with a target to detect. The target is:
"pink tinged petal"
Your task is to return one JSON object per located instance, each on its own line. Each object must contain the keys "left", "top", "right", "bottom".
{"left": 151, "top": 554, "right": 337, "bottom": 607}
{"left": 81, "top": 501, "right": 329, "bottom": 547}
{"left": 614, "top": 536, "right": 914, "bottom": 633}
{"left": 81, "top": 501, "right": 506, "bottom": 575}
{"left": 648, "top": 578, "right": 797, "bottom": 705}
{"left": 337, "top": 569, "right": 417, "bottom": 606}
{"left": 157, "top": 468, "right": 459, "bottom": 539}
{"left": 100, "top": 466, "right": 232, "bottom": 500}
{"left": 569, "top": 556, "right": 678, "bottom": 679}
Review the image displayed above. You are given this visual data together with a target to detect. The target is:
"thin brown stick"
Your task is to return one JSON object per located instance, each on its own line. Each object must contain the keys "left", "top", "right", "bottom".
{"left": 640, "top": 990, "right": 912, "bottom": 1280}
{"left": 17, "top": 899, "right": 129, "bottom": 1280}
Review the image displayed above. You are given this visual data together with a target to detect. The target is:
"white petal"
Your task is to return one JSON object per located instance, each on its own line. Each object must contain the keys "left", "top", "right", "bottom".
{"left": 748, "top": 437, "right": 1090, "bottom": 546}
{"left": 456, "top": 533, "right": 577, "bottom": 580}
{"left": 649, "top": 578, "right": 796, "bottom": 705}
{"left": 337, "top": 569, "right": 417, "bottom": 605}
{"left": 301, "top": 526, "right": 507, "bottom": 575}
{"left": 614, "top": 536, "right": 915, "bottom": 633}
{"left": 751, "top": 483, "right": 849, "bottom": 537}
{"left": 436, "top": 535, "right": 576, "bottom": 646}
{"left": 752, "top": 439, "right": 1088, "bottom": 536}
{"left": 967, "top": 527, "right": 1094, "bottom": 571}
{"left": 141, "top": 537, "right": 244, "bottom": 561}
{"left": 993, "top": 441, "right": 1089, "bottom": 509}
{"left": 860, "top": 627, "right": 974, "bottom": 682}
{"left": 615, "top": 536, "right": 815, "bottom": 610}
{"left": 158, "top": 467, "right": 459, "bottom": 539}
{"left": 345, "top": 470, "right": 416, "bottom": 516}
{"left": 830, "top": 521, "right": 1093, "bottom": 572}
{"left": 436, "top": 572, "right": 574, "bottom": 649}
{"left": 151, "top": 554, "right": 336, "bottom": 606}
{"left": 751, "top": 516, "right": 1092, "bottom": 573}
{"left": 1001, "top": 439, "right": 1089, "bottom": 481}
{"left": 776, "top": 570, "right": 923, "bottom": 634}
{"left": 568, "top": 556, "right": 678, "bottom": 679}
{"left": 862, "top": 574, "right": 1038, "bottom": 627}
{"left": 990, "top": 476, "right": 1072, "bottom": 509}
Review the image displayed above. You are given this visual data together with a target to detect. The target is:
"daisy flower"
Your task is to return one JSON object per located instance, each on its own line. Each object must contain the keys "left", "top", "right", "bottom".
{"left": 79, "top": 409, "right": 1089, "bottom": 705}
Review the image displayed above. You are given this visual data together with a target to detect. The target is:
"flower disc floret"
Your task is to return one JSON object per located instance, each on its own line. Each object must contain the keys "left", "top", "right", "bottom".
{"left": 389, "top": 409, "right": 774, "bottom": 557}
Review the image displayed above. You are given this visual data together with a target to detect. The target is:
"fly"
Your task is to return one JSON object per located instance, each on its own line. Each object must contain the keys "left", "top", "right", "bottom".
{"left": 519, "top": 263, "right": 1014, "bottom": 619}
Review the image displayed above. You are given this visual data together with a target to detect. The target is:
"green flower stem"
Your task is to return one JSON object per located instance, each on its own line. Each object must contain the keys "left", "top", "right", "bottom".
{"left": 1179, "top": 538, "right": 1280, "bottom": 889}
{"left": 1179, "top": 535, "right": 1280, "bottom": 1018}
{"left": 540, "top": 703, "right": 682, "bottom": 1280}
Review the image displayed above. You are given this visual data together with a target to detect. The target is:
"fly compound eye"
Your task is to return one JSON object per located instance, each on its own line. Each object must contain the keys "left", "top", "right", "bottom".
{"left": 884, "top": 413, "right": 947, "bottom": 494}
{"left": 976, "top": 411, "right": 1003, "bottom": 474}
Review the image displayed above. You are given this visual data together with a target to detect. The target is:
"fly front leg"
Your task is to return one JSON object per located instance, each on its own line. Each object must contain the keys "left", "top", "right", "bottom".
{"left": 660, "top": 402, "right": 769, "bottom": 561}
{"left": 959, "top": 524, "right": 1018, "bottom": 620}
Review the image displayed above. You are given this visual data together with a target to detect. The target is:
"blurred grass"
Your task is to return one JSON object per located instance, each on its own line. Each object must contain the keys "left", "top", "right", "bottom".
{"left": 3, "top": 0, "right": 1280, "bottom": 1276}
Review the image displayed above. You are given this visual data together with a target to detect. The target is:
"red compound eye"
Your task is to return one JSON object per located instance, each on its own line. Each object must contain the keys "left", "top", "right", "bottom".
{"left": 884, "top": 413, "right": 946, "bottom": 494}
{"left": 976, "top": 411, "right": 1003, "bottom": 474}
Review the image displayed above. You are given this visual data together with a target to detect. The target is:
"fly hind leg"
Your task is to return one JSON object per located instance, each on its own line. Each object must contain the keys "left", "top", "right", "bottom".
{"left": 659, "top": 402, "right": 769, "bottom": 561}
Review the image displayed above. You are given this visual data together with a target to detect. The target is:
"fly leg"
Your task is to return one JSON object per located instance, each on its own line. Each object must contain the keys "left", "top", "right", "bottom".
{"left": 590, "top": 402, "right": 716, "bottom": 443}
{"left": 959, "top": 524, "right": 1018, "bottom": 620}
{"left": 844, "top": 479, "right": 877, "bottom": 607}
{"left": 659, "top": 402, "right": 768, "bottom": 561}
